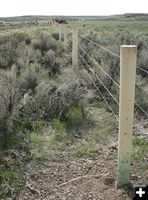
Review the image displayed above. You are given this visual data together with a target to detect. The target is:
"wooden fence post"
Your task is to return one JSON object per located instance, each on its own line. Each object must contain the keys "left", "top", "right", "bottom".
{"left": 72, "top": 29, "right": 78, "bottom": 67}
{"left": 52, "top": 21, "right": 57, "bottom": 32}
{"left": 55, "top": 22, "right": 57, "bottom": 32}
{"left": 64, "top": 26, "right": 68, "bottom": 47}
{"left": 117, "top": 45, "right": 137, "bottom": 187}
{"left": 51, "top": 21, "right": 54, "bottom": 31}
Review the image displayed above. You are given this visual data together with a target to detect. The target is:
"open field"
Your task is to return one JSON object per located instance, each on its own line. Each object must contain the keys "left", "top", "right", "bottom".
{"left": 1, "top": 19, "right": 148, "bottom": 35}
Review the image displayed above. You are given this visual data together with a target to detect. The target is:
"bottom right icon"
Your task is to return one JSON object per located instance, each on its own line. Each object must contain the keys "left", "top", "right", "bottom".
{"left": 133, "top": 185, "right": 148, "bottom": 199}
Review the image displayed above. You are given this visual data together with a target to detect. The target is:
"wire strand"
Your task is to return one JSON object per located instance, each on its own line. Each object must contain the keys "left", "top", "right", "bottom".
{"left": 80, "top": 62, "right": 119, "bottom": 122}
{"left": 80, "top": 56, "right": 147, "bottom": 122}
{"left": 135, "top": 102, "right": 148, "bottom": 117}
{"left": 80, "top": 54, "right": 119, "bottom": 105}
{"left": 80, "top": 47, "right": 120, "bottom": 88}
{"left": 79, "top": 34, "right": 120, "bottom": 58}
{"left": 80, "top": 47, "right": 148, "bottom": 117}
{"left": 79, "top": 38, "right": 147, "bottom": 117}
{"left": 138, "top": 67, "right": 148, "bottom": 74}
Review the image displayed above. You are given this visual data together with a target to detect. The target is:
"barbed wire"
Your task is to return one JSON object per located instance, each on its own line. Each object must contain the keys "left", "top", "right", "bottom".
{"left": 84, "top": 73, "right": 119, "bottom": 121}
{"left": 138, "top": 67, "right": 148, "bottom": 74}
{"left": 79, "top": 37, "right": 147, "bottom": 141}
{"left": 79, "top": 34, "right": 120, "bottom": 58}
{"left": 79, "top": 54, "right": 119, "bottom": 105}
{"left": 80, "top": 47, "right": 148, "bottom": 116}
{"left": 135, "top": 102, "right": 148, "bottom": 117}
{"left": 79, "top": 47, "right": 148, "bottom": 117}
{"left": 79, "top": 55, "right": 148, "bottom": 130}
{"left": 79, "top": 58, "right": 119, "bottom": 122}
{"left": 80, "top": 34, "right": 148, "bottom": 78}
{"left": 79, "top": 30, "right": 148, "bottom": 134}
{"left": 80, "top": 47, "right": 120, "bottom": 88}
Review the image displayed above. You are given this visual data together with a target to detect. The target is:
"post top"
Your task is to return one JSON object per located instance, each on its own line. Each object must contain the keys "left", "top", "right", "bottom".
{"left": 121, "top": 45, "right": 137, "bottom": 48}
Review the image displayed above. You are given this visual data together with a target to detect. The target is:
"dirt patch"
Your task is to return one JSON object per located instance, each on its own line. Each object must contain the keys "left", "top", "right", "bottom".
{"left": 17, "top": 143, "right": 146, "bottom": 200}
{"left": 17, "top": 111, "right": 148, "bottom": 200}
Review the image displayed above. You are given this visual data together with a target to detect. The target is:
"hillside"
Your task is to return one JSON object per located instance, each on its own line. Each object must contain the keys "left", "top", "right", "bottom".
{"left": 0, "top": 13, "right": 148, "bottom": 22}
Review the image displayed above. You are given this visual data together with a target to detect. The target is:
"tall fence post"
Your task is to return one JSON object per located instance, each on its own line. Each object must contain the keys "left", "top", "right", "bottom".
{"left": 52, "top": 21, "right": 57, "bottom": 32}
{"left": 64, "top": 26, "right": 68, "bottom": 47}
{"left": 72, "top": 29, "right": 78, "bottom": 67}
{"left": 117, "top": 45, "right": 137, "bottom": 187}
{"left": 51, "top": 21, "right": 54, "bottom": 31}
{"left": 53, "top": 21, "right": 56, "bottom": 32}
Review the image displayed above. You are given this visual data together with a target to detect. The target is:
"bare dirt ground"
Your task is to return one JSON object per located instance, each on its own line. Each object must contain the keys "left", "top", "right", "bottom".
{"left": 10, "top": 106, "right": 147, "bottom": 200}
{"left": 17, "top": 127, "right": 148, "bottom": 200}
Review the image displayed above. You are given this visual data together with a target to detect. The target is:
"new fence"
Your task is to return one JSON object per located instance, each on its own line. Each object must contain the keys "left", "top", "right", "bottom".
{"left": 52, "top": 21, "right": 148, "bottom": 187}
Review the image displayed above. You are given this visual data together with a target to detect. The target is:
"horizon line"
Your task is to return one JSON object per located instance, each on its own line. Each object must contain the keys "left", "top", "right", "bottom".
{"left": 0, "top": 12, "right": 148, "bottom": 18}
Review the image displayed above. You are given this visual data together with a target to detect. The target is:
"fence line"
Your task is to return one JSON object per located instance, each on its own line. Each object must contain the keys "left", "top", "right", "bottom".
{"left": 79, "top": 34, "right": 120, "bottom": 58}
{"left": 79, "top": 54, "right": 119, "bottom": 105}
{"left": 80, "top": 47, "right": 120, "bottom": 88}
{"left": 79, "top": 58, "right": 119, "bottom": 122}
{"left": 79, "top": 48, "right": 147, "bottom": 117}
{"left": 51, "top": 24, "right": 147, "bottom": 117}
{"left": 51, "top": 23, "right": 147, "bottom": 188}
{"left": 80, "top": 34, "right": 148, "bottom": 76}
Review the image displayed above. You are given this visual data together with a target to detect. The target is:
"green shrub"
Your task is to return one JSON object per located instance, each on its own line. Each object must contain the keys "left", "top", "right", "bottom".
{"left": 73, "top": 143, "right": 97, "bottom": 157}
{"left": 0, "top": 73, "right": 20, "bottom": 148}
{"left": 50, "top": 119, "right": 68, "bottom": 144}
{"left": 50, "top": 131, "right": 68, "bottom": 144}
{"left": 138, "top": 49, "right": 148, "bottom": 78}
{"left": 32, "top": 120, "right": 45, "bottom": 133}
{"left": 132, "top": 138, "right": 148, "bottom": 169}
{"left": 51, "top": 32, "right": 59, "bottom": 40}
{"left": 13, "top": 118, "right": 32, "bottom": 133}
{"left": 30, "top": 133, "right": 45, "bottom": 145}
{"left": 135, "top": 85, "right": 148, "bottom": 118}
{"left": 32, "top": 33, "right": 57, "bottom": 55}
{"left": 52, "top": 118, "right": 66, "bottom": 131}
{"left": 13, "top": 32, "right": 31, "bottom": 45}
{"left": 133, "top": 137, "right": 148, "bottom": 147}
{"left": 17, "top": 44, "right": 41, "bottom": 67}
{"left": 0, "top": 32, "right": 31, "bottom": 69}
{"left": 34, "top": 82, "right": 58, "bottom": 120}
{"left": 18, "top": 69, "right": 38, "bottom": 93}
{"left": 43, "top": 50, "right": 60, "bottom": 76}
{"left": 66, "top": 104, "right": 84, "bottom": 128}
{"left": 0, "top": 168, "right": 24, "bottom": 199}
{"left": 30, "top": 149, "right": 47, "bottom": 162}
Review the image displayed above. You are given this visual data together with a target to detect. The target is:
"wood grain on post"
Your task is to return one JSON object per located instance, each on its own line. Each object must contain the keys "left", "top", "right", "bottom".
{"left": 72, "top": 29, "right": 78, "bottom": 67}
{"left": 117, "top": 45, "right": 137, "bottom": 187}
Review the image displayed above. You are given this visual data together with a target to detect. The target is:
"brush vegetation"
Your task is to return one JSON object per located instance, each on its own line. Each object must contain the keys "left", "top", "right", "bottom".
{"left": 0, "top": 19, "right": 147, "bottom": 199}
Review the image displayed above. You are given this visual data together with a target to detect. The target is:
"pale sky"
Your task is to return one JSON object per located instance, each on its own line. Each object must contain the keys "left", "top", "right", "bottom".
{"left": 0, "top": 0, "right": 147, "bottom": 17}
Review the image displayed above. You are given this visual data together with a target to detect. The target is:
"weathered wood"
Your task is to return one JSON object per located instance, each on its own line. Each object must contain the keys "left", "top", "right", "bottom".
{"left": 117, "top": 45, "right": 137, "bottom": 187}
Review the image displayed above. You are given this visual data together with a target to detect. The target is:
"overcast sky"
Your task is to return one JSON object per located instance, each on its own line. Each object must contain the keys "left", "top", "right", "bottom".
{"left": 0, "top": 0, "right": 147, "bottom": 17}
